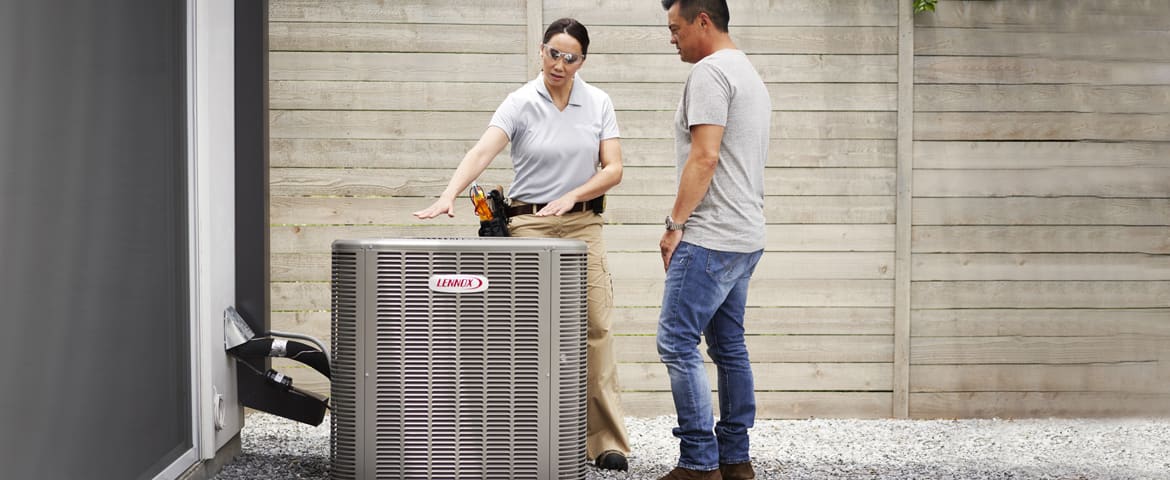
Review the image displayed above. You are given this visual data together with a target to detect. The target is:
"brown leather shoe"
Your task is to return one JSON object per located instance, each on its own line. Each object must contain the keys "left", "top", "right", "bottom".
{"left": 720, "top": 462, "right": 756, "bottom": 480}
{"left": 657, "top": 466, "right": 723, "bottom": 480}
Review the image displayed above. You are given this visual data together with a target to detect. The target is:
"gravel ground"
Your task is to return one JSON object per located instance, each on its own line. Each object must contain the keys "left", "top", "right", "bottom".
{"left": 215, "top": 413, "right": 1170, "bottom": 479}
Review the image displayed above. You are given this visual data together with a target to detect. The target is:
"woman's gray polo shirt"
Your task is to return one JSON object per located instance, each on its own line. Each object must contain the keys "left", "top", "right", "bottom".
{"left": 489, "top": 74, "right": 619, "bottom": 204}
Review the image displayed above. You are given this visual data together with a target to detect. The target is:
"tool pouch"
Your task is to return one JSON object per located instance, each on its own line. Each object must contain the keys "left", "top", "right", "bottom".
{"left": 587, "top": 194, "right": 606, "bottom": 214}
{"left": 478, "top": 187, "right": 511, "bottom": 237}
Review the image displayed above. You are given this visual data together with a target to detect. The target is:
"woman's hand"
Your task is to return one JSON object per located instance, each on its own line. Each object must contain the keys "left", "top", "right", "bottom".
{"left": 535, "top": 195, "right": 578, "bottom": 216}
{"left": 412, "top": 198, "right": 456, "bottom": 219}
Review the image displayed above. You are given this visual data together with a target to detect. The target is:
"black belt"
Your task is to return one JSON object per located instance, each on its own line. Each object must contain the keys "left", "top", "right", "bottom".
{"left": 507, "top": 201, "right": 592, "bottom": 217}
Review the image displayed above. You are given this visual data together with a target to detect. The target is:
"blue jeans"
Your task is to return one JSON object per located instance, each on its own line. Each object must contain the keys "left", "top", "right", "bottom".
{"left": 657, "top": 241, "right": 763, "bottom": 471}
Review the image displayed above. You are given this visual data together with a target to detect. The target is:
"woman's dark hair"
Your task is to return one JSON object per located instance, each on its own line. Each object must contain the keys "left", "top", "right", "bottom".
{"left": 543, "top": 18, "right": 590, "bottom": 56}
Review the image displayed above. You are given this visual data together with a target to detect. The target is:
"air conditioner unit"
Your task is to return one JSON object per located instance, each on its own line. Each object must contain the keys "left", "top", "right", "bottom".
{"left": 330, "top": 238, "right": 589, "bottom": 480}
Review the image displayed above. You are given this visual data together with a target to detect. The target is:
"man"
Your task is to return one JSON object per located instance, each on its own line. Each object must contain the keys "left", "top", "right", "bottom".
{"left": 656, "top": 1, "right": 770, "bottom": 479}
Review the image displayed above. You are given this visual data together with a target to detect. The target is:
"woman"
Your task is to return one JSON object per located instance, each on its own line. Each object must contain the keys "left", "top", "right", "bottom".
{"left": 412, "top": 18, "right": 631, "bottom": 471}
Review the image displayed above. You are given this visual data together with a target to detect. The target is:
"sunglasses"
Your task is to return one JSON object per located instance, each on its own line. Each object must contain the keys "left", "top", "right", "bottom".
{"left": 542, "top": 44, "right": 584, "bottom": 65}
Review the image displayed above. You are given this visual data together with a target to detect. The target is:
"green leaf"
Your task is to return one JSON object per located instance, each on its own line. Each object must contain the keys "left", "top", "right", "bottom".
{"left": 914, "top": 0, "right": 937, "bottom": 13}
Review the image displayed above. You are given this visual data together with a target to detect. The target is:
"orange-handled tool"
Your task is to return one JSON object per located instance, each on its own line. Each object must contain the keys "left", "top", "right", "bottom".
{"left": 469, "top": 183, "right": 493, "bottom": 221}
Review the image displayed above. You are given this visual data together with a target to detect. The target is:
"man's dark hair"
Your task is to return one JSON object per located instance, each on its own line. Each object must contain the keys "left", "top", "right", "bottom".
{"left": 543, "top": 18, "right": 591, "bottom": 56}
{"left": 661, "top": 0, "right": 730, "bottom": 32}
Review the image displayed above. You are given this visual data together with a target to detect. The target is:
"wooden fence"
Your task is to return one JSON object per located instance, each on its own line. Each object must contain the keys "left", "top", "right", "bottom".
{"left": 267, "top": 0, "right": 1170, "bottom": 418}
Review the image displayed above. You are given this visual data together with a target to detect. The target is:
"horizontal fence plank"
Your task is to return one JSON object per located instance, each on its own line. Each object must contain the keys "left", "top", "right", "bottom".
{"left": 913, "top": 198, "right": 1170, "bottom": 226}
{"left": 270, "top": 307, "right": 1169, "bottom": 338}
{"left": 272, "top": 282, "right": 329, "bottom": 311}
{"left": 611, "top": 307, "right": 893, "bottom": 335}
{"left": 270, "top": 110, "right": 899, "bottom": 140}
{"left": 271, "top": 52, "right": 897, "bottom": 83}
{"left": 601, "top": 83, "right": 897, "bottom": 112}
{"left": 911, "top": 364, "right": 1167, "bottom": 393}
{"left": 272, "top": 307, "right": 894, "bottom": 336}
{"left": 271, "top": 251, "right": 896, "bottom": 282}
{"left": 626, "top": 139, "right": 898, "bottom": 167}
{"left": 620, "top": 362, "right": 893, "bottom": 391}
{"left": 910, "top": 335, "right": 1164, "bottom": 364}
{"left": 912, "top": 226, "right": 1170, "bottom": 254}
{"left": 914, "top": 141, "right": 1170, "bottom": 169}
{"left": 271, "top": 196, "right": 897, "bottom": 225}
{"left": 270, "top": 81, "right": 519, "bottom": 111}
{"left": 609, "top": 252, "right": 894, "bottom": 280}
{"left": 915, "top": 85, "right": 1170, "bottom": 114}
{"left": 270, "top": 167, "right": 897, "bottom": 197}
{"left": 616, "top": 335, "right": 893, "bottom": 363}
{"left": 909, "top": 392, "right": 1170, "bottom": 418}
{"left": 624, "top": 391, "right": 892, "bottom": 418}
{"left": 914, "top": 56, "right": 1170, "bottom": 85}
{"left": 912, "top": 253, "right": 1170, "bottom": 281}
{"left": 271, "top": 81, "right": 898, "bottom": 112}
{"left": 915, "top": 27, "right": 1170, "bottom": 61}
{"left": 268, "top": 23, "right": 525, "bottom": 53}
{"left": 269, "top": 167, "right": 510, "bottom": 197}
{"left": 270, "top": 224, "right": 895, "bottom": 254}
{"left": 270, "top": 138, "right": 513, "bottom": 168}
{"left": 272, "top": 311, "right": 331, "bottom": 339}
{"left": 600, "top": 224, "right": 895, "bottom": 252}
{"left": 583, "top": 54, "right": 897, "bottom": 83}
{"left": 614, "top": 279, "right": 894, "bottom": 308}
{"left": 270, "top": 110, "right": 492, "bottom": 140}
{"left": 915, "top": 112, "right": 1170, "bottom": 142}
{"left": 543, "top": 0, "right": 898, "bottom": 27}
{"left": 270, "top": 138, "right": 897, "bottom": 169}
{"left": 911, "top": 281, "right": 1170, "bottom": 309}
{"left": 917, "top": 0, "right": 1170, "bottom": 31}
{"left": 269, "top": 0, "right": 527, "bottom": 24}
{"left": 588, "top": 26, "right": 896, "bottom": 54}
{"left": 767, "top": 83, "right": 896, "bottom": 112}
{"left": 911, "top": 309, "right": 1170, "bottom": 337}
{"left": 270, "top": 52, "right": 528, "bottom": 82}
{"left": 269, "top": 279, "right": 895, "bottom": 310}
{"left": 913, "top": 168, "right": 1170, "bottom": 198}
{"left": 272, "top": 363, "right": 900, "bottom": 413}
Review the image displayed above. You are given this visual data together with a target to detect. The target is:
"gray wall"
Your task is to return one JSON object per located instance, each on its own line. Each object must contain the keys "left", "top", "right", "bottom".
{"left": 0, "top": 1, "right": 191, "bottom": 478}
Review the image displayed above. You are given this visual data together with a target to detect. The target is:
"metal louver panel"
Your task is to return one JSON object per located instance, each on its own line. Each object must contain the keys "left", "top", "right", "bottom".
{"left": 331, "top": 238, "right": 588, "bottom": 480}
{"left": 554, "top": 251, "right": 589, "bottom": 477}
{"left": 330, "top": 251, "right": 360, "bottom": 480}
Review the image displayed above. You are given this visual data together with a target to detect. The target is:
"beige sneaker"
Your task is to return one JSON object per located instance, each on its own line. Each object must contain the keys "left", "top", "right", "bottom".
{"left": 719, "top": 462, "right": 756, "bottom": 480}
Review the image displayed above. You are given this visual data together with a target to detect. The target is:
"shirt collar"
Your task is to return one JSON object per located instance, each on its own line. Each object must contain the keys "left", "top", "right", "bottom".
{"left": 534, "top": 73, "right": 585, "bottom": 107}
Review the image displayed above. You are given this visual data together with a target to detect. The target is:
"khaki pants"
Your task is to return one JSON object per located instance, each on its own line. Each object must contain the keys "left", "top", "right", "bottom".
{"left": 508, "top": 209, "right": 631, "bottom": 459}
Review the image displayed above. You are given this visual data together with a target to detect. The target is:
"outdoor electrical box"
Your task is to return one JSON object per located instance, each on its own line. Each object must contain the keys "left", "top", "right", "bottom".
{"left": 330, "top": 238, "right": 589, "bottom": 480}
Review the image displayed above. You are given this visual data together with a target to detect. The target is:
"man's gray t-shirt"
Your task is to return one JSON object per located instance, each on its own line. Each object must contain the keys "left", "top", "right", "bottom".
{"left": 674, "top": 49, "right": 770, "bottom": 252}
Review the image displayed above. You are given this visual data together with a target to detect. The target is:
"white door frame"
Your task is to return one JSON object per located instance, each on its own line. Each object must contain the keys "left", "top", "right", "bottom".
{"left": 154, "top": 0, "right": 241, "bottom": 477}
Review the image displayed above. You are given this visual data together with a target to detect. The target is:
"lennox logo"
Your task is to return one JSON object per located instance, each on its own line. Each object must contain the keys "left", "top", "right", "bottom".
{"left": 428, "top": 274, "right": 489, "bottom": 293}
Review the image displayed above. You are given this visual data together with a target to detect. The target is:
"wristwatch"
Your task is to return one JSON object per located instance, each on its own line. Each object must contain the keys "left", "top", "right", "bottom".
{"left": 664, "top": 215, "right": 687, "bottom": 231}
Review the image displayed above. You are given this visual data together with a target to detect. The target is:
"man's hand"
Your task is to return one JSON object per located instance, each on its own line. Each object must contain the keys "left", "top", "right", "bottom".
{"left": 659, "top": 229, "right": 684, "bottom": 271}
{"left": 412, "top": 198, "right": 456, "bottom": 219}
